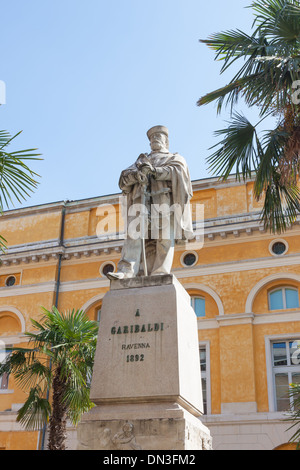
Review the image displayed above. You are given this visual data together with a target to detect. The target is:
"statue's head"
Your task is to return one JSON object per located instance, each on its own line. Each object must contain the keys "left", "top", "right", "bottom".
{"left": 147, "top": 125, "right": 169, "bottom": 153}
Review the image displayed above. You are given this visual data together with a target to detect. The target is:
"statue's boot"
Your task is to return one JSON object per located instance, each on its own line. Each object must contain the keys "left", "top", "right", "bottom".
{"left": 106, "top": 272, "right": 133, "bottom": 280}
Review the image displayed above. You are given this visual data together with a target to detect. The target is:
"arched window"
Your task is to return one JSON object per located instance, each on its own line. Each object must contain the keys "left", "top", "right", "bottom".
{"left": 191, "top": 296, "right": 205, "bottom": 318}
{"left": 269, "top": 287, "right": 299, "bottom": 311}
{"left": 0, "top": 310, "right": 23, "bottom": 336}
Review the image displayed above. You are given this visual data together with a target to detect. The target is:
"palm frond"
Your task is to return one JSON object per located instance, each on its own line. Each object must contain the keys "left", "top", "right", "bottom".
{"left": 4, "top": 305, "right": 99, "bottom": 443}
{"left": 252, "top": 0, "right": 300, "bottom": 45}
{"left": 14, "top": 360, "right": 51, "bottom": 392}
{"left": 206, "top": 112, "right": 261, "bottom": 179}
{"left": 64, "top": 386, "right": 95, "bottom": 426}
{"left": 284, "top": 382, "right": 300, "bottom": 448}
{"left": 16, "top": 386, "right": 51, "bottom": 431}
{"left": 253, "top": 126, "right": 289, "bottom": 198}
{"left": 260, "top": 169, "right": 300, "bottom": 232}
{"left": 0, "top": 130, "right": 42, "bottom": 211}
{"left": 199, "top": 0, "right": 300, "bottom": 233}
{"left": 200, "top": 29, "right": 270, "bottom": 74}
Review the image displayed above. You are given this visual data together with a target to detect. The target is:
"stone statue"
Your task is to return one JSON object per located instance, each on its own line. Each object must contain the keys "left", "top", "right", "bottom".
{"left": 107, "top": 125, "right": 193, "bottom": 280}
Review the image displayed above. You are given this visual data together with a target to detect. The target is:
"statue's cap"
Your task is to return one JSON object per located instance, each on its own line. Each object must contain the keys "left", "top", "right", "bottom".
{"left": 147, "top": 125, "right": 168, "bottom": 140}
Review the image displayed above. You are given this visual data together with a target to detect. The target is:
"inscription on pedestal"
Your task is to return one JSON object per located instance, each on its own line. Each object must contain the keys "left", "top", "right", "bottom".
{"left": 90, "top": 277, "right": 204, "bottom": 414}
{"left": 110, "top": 310, "right": 165, "bottom": 365}
{"left": 111, "top": 322, "right": 164, "bottom": 335}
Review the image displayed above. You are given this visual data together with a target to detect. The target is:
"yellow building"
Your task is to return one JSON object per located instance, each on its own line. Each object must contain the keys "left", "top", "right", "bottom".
{"left": 0, "top": 175, "right": 299, "bottom": 450}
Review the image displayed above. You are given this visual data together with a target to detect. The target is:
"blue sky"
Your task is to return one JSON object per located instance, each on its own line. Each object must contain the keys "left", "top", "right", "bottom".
{"left": 1, "top": 0, "right": 257, "bottom": 208}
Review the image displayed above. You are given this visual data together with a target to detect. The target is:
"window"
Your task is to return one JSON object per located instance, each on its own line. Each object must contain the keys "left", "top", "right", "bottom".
{"left": 96, "top": 308, "right": 101, "bottom": 323}
{"left": 0, "top": 370, "right": 9, "bottom": 390}
{"left": 269, "top": 287, "right": 299, "bottom": 310}
{"left": 191, "top": 296, "right": 205, "bottom": 318}
{"left": 181, "top": 251, "right": 198, "bottom": 267}
{"left": 269, "top": 239, "right": 288, "bottom": 256}
{"left": 5, "top": 276, "right": 16, "bottom": 287}
{"left": 200, "top": 346, "right": 207, "bottom": 414}
{"left": 272, "top": 242, "right": 287, "bottom": 255}
{"left": 0, "top": 344, "right": 11, "bottom": 390}
{"left": 199, "top": 343, "right": 211, "bottom": 415}
{"left": 271, "top": 340, "right": 300, "bottom": 411}
{"left": 100, "top": 262, "right": 115, "bottom": 277}
{"left": 182, "top": 252, "right": 197, "bottom": 267}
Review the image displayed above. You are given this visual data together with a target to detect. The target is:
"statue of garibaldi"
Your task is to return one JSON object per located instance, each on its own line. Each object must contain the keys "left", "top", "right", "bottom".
{"left": 107, "top": 126, "right": 194, "bottom": 280}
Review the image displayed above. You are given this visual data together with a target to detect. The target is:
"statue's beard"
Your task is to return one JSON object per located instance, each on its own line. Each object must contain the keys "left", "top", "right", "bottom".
{"left": 151, "top": 143, "right": 168, "bottom": 152}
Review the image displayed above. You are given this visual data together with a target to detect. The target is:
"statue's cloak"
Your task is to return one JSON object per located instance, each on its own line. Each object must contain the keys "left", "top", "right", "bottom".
{"left": 119, "top": 152, "right": 194, "bottom": 241}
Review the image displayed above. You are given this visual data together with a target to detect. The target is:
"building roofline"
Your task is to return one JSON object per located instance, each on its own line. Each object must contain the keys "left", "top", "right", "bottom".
{"left": 0, "top": 173, "right": 255, "bottom": 218}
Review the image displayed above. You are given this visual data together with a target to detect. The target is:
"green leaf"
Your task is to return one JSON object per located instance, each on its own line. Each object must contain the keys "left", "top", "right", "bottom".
{"left": 7, "top": 306, "right": 98, "bottom": 432}
{"left": 16, "top": 386, "right": 51, "bottom": 431}
{"left": 0, "top": 130, "right": 42, "bottom": 212}
{"left": 206, "top": 112, "right": 261, "bottom": 179}
{"left": 198, "top": 0, "right": 300, "bottom": 233}
{"left": 260, "top": 169, "right": 300, "bottom": 233}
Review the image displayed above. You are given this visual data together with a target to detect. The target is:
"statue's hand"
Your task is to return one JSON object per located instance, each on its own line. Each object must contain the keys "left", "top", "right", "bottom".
{"left": 135, "top": 170, "right": 148, "bottom": 184}
{"left": 136, "top": 154, "right": 154, "bottom": 174}
{"left": 139, "top": 162, "right": 155, "bottom": 176}
{"left": 137, "top": 153, "right": 148, "bottom": 162}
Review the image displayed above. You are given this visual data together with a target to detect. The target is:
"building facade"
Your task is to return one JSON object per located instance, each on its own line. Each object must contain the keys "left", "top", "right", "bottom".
{"left": 0, "top": 176, "right": 299, "bottom": 450}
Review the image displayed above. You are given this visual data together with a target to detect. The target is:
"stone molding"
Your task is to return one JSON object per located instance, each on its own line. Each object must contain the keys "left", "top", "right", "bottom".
{"left": 182, "top": 282, "right": 224, "bottom": 315}
{"left": 0, "top": 306, "right": 26, "bottom": 332}
{"left": 1, "top": 226, "right": 299, "bottom": 268}
{"left": 198, "top": 310, "right": 300, "bottom": 330}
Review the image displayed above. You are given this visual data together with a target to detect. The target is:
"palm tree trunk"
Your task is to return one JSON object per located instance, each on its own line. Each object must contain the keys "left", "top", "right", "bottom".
{"left": 48, "top": 367, "right": 68, "bottom": 450}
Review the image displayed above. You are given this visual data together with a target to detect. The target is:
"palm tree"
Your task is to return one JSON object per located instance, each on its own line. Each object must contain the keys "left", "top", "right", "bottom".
{"left": 286, "top": 382, "right": 300, "bottom": 448}
{"left": 0, "top": 307, "right": 98, "bottom": 450}
{"left": 198, "top": 0, "right": 300, "bottom": 233}
{"left": 0, "top": 129, "right": 41, "bottom": 250}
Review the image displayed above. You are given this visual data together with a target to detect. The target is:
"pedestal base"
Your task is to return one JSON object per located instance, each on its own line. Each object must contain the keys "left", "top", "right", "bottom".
{"left": 78, "top": 275, "right": 212, "bottom": 450}
{"left": 77, "top": 402, "right": 212, "bottom": 450}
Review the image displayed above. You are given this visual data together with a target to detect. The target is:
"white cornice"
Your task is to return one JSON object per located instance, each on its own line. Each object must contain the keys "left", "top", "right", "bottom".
{"left": 0, "top": 411, "right": 30, "bottom": 431}
{"left": 0, "top": 200, "right": 67, "bottom": 219}
{"left": 59, "top": 277, "right": 109, "bottom": 292}
{"left": 0, "top": 239, "right": 123, "bottom": 266}
{"left": 0, "top": 278, "right": 109, "bottom": 298}
{"left": 0, "top": 281, "right": 56, "bottom": 297}
{"left": 2, "top": 218, "right": 299, "bottom": 267}
{"left": 174, "top": 252, "right": 300, "bottom": 278}
{"left": 191, "top": 174, "right": 256, "bottom": 191}
{"left": 216, "top": 313, "right": 254, "bottom": 326}
{"left": 0, "top": 277, "right": 299, "bottom": 331}
{"left": 1, "top": 236, "right": 300, "bottom": 278}
{"left": 202, "top": 411, "right": 289, "bottom": 425}
{"left": 254, "top": 310, "right": 300, "bottom": 324}
{"left": 198, "top": 310, "right": 300, "bottom": 330}
{"left": 0, "top": 195, "right": 299, "bottom": 270}
{"left": 0, "top": 333, "right": 28, "bottom": 344}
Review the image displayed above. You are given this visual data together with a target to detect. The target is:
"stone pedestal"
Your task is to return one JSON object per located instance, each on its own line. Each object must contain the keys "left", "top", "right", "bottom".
{"left": 77, "top": 274, "right": 211, "bottom": 450}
